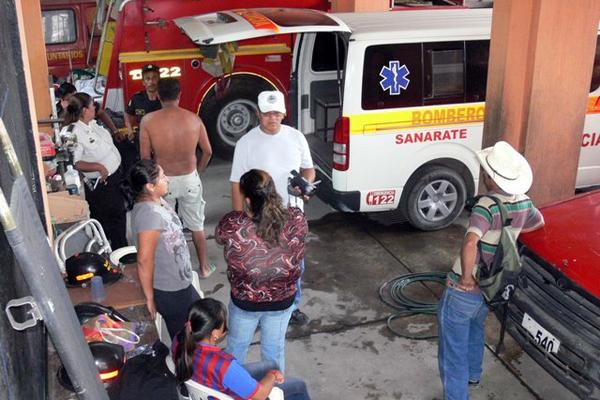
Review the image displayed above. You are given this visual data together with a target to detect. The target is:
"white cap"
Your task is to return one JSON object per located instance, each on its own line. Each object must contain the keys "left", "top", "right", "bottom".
{"left": 258, "top": 91, "right": 286, "bottom": 114}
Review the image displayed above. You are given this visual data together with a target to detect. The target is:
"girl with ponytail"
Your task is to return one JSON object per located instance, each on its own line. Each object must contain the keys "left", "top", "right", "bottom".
{"left": 121, "top": 160, "right": 199, "bottom": 339}
{"left": 172, "top": 298, "right": 310, "bottom": 400}
{"left": 215, "top": 169, "right": 308, "bottom": 374}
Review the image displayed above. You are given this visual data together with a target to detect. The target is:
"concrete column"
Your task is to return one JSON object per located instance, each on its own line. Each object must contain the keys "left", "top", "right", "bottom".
{"left": 484, "top": 0, "right": 600, "bottom": 205}
{"left": 331, "top": 0, "right": 390, "bottom": 12}
{"left": 14, "top": 0, "right": 52, "bottom": 234}
{"left": 19, "top": 0, "right": 52, "bottom": 130}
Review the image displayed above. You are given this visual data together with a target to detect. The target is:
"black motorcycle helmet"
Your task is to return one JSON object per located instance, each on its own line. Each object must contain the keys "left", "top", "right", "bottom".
{"left": 65, "top": 252, "right": 122, "bottom": 287}
{"left": 57, "top": 341, "right": 125, "bottom": 391}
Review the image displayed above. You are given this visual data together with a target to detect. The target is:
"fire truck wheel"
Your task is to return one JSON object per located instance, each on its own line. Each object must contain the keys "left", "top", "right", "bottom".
{"left": 201, "top": 83, "right": 271, "bottom": 160}
{"left": 405, "top": 165, "right": 467, "bottom": 231}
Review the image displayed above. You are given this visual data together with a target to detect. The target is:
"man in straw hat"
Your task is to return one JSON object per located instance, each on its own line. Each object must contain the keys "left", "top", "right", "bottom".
{"left": 437, "top": 141, "right": 545, "bottom": 400}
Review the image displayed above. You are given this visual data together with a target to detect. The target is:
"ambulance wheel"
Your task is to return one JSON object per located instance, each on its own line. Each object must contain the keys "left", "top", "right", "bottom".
{"left": 201, "top": 80, "right": 272, "bottom": 160}
{"left": 405, "top": 166, "right": 466, "bottom": 231}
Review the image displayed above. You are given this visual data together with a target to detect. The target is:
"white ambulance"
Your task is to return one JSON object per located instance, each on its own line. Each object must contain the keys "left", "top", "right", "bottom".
{"left": 176, "top": 8, "right": 600, "bottom": 230}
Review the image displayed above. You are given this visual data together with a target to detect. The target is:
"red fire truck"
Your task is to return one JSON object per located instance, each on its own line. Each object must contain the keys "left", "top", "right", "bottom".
{"left": 42, "top": 0, "right": 101, "bottom": 79}
{"left": 102, "top": 0, "right": 329, "bottom": 158}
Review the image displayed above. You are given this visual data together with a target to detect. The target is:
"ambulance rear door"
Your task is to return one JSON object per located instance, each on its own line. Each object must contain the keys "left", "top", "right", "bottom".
{"left": 292, "top": 32, "right": 348, "bottom": 178}
{"left": 175, "top": 8, "right": 350, "bottom": 45}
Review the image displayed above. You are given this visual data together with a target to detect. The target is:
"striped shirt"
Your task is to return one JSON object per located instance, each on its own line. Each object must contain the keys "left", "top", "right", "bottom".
{"left": 172, "top": 338, "right": 259, "bottom": 399}
{"left": 451, "top": 192, "right": 544, "bottom": 278}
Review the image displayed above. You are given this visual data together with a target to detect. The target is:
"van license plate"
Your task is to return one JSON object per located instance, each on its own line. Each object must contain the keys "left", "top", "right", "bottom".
{"left": 521, "top": 313, "right": 560, "bottom": 354}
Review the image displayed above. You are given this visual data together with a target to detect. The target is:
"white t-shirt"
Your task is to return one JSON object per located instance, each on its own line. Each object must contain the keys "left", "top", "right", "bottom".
{"left": 230, "top": 125, "right": 314, "bottom": 210}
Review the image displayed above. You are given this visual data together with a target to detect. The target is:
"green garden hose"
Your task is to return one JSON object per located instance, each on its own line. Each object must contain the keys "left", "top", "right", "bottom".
{"left": 379, "top": 272, "right": 447, "bottom": 340}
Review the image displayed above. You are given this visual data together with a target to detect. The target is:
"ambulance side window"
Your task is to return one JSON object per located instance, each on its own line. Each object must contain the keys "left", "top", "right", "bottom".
{"left": 362, "top": 44, "right": 423, "bottom": 110}
{"left": 590, "top": 36, "right": 600, "bottom": 92}
{"left": 466, "top": 40, "right": 489, "bottom": 102}
{"left": 424, "top": 42, "right": 465, "bottom": 105}
{"left": 42, "top": 9, "right": 77, "bottom": 45}
{"left": 311, "top": 33, "right": 346, "bottom": 72}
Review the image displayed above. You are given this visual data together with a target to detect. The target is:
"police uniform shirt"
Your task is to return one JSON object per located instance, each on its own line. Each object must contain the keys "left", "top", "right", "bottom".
{"left": 126, "top": 91, "right": 162, "bottom": 124}
{"left": 67, "top": 120, "right": 121, "bottom": 179}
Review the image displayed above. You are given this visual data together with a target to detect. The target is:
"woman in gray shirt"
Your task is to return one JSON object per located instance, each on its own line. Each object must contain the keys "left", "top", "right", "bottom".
{"left": 121, "top": 160, "right": 200, "bottom": 338}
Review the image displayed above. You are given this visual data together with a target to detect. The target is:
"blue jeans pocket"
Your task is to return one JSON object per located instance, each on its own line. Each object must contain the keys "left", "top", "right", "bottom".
{"left": 446, "top": 290, "right": 484, "bottom": 323}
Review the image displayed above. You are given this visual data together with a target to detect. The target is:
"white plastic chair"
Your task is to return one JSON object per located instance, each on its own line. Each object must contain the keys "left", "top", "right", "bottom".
{"left": 191, "top": 270, "right": 204, "bottom": 299}
{"left": 185, "top": 379, "right": 284, "bottom": 400}
{"left": 53, "top": 218, "right": 137, "bottom": 273}
{"left": 155, "top": 311, "right": 172, "bottom": 350}
{"left": 53, "top": 219, "right": 112, "bottom": 273}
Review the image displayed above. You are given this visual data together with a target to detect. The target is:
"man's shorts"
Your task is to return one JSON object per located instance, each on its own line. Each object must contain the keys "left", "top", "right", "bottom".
{"left": 164, "top": 170, "right": 205, "bottom": 232}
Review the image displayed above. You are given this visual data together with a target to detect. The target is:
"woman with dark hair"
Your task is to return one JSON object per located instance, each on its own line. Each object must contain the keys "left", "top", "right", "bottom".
{"left": 55, "top": 82, "right": 77, "bottom": 119}
{"left": 59, "top": 92, "right": 127, "bottom": 249}
{"left": 216, "top": 169, "right": 308, "bottom": 373}
{"left": 121, "top": 159, "right": 200, "bottom": 338}
{"left": 173, "top": 298, "right": 311, "bottom": 400}
{"left": 55, "top": 83, "right": 120, "bottom": 135}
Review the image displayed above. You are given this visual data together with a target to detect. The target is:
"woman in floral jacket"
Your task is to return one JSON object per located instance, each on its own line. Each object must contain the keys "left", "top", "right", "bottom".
{"left": 216, "top": 169, "right": 308, "bottom": 374}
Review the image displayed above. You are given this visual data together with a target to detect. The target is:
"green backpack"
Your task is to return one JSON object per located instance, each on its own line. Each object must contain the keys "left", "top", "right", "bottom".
{"left": 474, "top": 195, "right": 522, "bottom": 305}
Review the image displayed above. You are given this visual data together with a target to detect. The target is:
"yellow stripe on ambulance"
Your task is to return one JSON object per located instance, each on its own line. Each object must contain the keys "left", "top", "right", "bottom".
{"left": 348, "top": 104, "right": 485, "bottom": 140}
{"left": 348, "top": 101, "right": 598, "bottom": 148}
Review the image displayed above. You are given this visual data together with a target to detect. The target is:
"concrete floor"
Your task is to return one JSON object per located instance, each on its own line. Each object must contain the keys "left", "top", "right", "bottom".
{"left": 49, "top": 158, "right": 578, "bottom": 399}
{"left": 196, "top": 159, "right": 577, "bottom": 400}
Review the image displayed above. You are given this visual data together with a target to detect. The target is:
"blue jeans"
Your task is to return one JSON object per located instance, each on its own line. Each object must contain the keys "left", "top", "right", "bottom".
{"left": 293, "top": 259, "right": 305, "bottom": 309}
{"left": 226, "top": 302, "right": 294, "bottom": 373}
{"left": 438, "top": 286, "right": 488, "bottom": 400}
{"left": 244, "top": 360, "right": 311, "bottom": 400}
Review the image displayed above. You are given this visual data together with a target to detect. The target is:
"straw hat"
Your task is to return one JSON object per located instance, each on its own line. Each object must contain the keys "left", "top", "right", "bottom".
{"left": 476, "top": 141, "right": 533, "bottom": 195}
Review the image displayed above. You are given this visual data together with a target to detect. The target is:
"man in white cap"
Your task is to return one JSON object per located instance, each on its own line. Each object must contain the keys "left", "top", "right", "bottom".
{"left": 230, "top": 90, "right": 315, "bottom": 326}
{"left": 437, "top": 141, "right": 544, "bottom": 400}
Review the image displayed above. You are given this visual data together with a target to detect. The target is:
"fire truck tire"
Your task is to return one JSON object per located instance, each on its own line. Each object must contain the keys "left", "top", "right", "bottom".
{"left": 201, "top": 81, "right": 272, "bottom": 160}
{"left": 405, "top": 165, "right": 467, "bottom": 231}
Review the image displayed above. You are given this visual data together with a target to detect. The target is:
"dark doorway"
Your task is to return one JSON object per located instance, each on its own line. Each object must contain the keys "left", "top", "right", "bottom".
{"left": 0, "top": 1, "right": 48, "bottom": 399}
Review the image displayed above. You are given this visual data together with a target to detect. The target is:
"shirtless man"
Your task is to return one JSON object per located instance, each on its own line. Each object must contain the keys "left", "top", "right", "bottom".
{"left": 140, "top": 78, "right": 214, "bottom": 278}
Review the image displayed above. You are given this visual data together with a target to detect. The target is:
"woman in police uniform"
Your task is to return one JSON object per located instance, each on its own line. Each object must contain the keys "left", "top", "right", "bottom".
{"left": 60, "top": 92, "right": 127, "bottom": 249}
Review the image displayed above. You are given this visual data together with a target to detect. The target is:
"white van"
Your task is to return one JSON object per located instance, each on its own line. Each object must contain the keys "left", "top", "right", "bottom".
{"left": 176, "top": 8, "right": 600, "bottom": 230}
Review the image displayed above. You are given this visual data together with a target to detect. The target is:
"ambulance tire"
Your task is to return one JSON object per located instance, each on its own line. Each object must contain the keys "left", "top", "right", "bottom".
{"left": 201, "top": 81, "right": 272, "bottom": 160}
{"left": 405, "top": 166, "right": 467, "bottom": 231}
